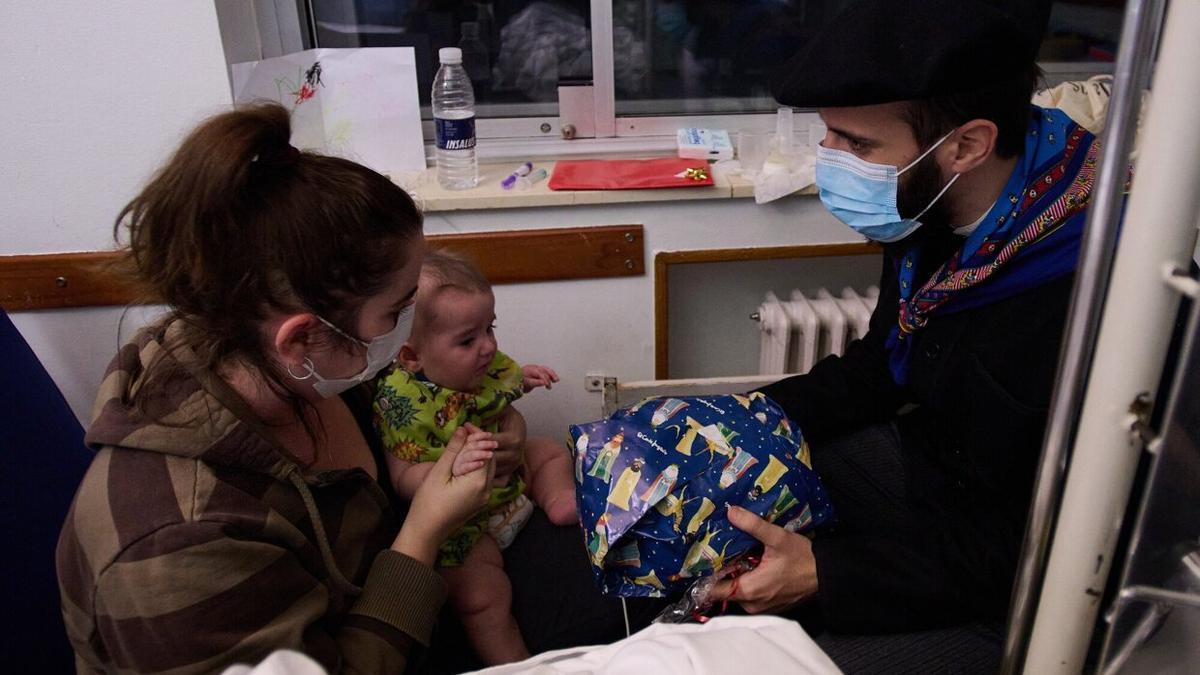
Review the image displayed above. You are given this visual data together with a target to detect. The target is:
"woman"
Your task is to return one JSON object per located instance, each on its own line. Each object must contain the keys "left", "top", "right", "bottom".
{"left": 55, "top": 103, "right": 495, "bottom": 673}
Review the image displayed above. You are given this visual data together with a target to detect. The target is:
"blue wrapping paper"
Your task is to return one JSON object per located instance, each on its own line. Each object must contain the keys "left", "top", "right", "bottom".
{"left": 570, "top": 391, "right": 834, "bottom": 597}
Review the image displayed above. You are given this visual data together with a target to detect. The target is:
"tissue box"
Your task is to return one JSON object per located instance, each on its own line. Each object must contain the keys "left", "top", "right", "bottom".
{"left": 677, "top": 128, "right": 734, "bottom": 161}
{"left": 570, "top": 391, "right": 834, "bottom": 598}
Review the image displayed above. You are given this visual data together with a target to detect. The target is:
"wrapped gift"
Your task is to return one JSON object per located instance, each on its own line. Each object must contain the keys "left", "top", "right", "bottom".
{"left": 570, "top": 392, "right": 834, "bottom": 597}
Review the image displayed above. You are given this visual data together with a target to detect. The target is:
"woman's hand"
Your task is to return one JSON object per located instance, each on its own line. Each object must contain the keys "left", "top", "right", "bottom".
{"left": 451, "top": 427, "right": 497, "bottom": 477}
{"left": 392, "top": 424, "right": 495, "bottom": 565}
{"left": 521, "top": 364, "right": 559, "bottom": 392}
{"left": 707, "top": 505, "right": 819, "bottom": 614}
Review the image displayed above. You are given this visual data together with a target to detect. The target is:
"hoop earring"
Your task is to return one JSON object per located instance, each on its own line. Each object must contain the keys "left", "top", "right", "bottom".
{"left": 285, "top": 358, "right": 317, "bottom": 381}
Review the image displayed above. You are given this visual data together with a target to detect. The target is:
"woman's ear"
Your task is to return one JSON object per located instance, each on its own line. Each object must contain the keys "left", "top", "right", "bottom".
{"left": 945, "top": 118, "right": 999, "bottom": 174}
{"left": 397, "top": 343, "right": 422, "bottom": 373}
{"left": 273, "top": 314, "right": 320, "bottom": 367}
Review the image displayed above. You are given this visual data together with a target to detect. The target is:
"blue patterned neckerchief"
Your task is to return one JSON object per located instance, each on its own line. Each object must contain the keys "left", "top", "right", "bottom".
{"left": 885, "top": 106, "right": 1103, "bottom": 385}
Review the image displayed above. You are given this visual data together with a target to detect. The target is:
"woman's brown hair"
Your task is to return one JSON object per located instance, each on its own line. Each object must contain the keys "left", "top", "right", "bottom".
{"left": 114, "top": 102, "right": 422, "bottom": 434}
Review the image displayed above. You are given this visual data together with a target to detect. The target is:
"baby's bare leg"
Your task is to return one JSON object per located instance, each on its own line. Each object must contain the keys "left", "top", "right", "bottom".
{"left": 524, "top": 437, "right": 578, "bottom": 525}
{"left": 440, "top": 535, "right": 529, "bottom": 665}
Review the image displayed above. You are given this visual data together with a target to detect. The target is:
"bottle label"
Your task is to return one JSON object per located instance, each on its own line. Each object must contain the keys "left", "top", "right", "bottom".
{"left": 435, "top": 115, "right": 476, "bottom": 151}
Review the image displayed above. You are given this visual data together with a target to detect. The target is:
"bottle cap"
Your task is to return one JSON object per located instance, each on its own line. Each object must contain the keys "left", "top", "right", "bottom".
{"left": 439, "top": 47, "right": 463, "bottom": 64}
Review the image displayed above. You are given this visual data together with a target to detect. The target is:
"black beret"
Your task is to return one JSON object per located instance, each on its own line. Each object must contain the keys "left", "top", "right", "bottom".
{"left": 772, "top": 0, "right": 1048, "bottom": 108}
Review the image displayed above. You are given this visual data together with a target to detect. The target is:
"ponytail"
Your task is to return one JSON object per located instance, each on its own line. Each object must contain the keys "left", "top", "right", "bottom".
{"left": 112, "top": 102, "right": 423, "bottom": 427}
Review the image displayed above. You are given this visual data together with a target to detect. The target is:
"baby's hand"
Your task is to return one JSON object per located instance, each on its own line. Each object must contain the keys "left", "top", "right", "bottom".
{"left": 452, "top": 423, "right": 498, "bottom": 477}
{"left": 522, "top": 364, "right": 559, "bottom": 392}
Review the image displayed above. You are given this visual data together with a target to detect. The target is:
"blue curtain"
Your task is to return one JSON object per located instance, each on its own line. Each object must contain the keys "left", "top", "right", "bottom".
{"left": 0, "top": 309, "right": 93, "bottom": 673}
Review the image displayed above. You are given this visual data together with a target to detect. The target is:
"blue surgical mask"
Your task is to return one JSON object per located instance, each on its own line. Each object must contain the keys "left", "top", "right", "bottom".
{"left": 815, "top": 132, "right": 959, "bottom": 243}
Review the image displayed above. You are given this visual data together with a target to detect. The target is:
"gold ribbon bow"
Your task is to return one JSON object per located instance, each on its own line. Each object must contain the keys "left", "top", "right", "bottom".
{"left": 683, "top": 166, "right": 709, "bottom": 181}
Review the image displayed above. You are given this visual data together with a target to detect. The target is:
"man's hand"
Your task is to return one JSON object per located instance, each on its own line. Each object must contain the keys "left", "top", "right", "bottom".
{"left": 521, "top": 364, "right": 559, "bottom": 392}
{"left": 708, "top": 505, "right": 819, "bottom": 614}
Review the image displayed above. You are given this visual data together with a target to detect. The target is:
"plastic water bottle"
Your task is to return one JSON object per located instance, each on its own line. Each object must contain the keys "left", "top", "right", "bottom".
{"left": 432, "top": 47, "right": 478, "bottom": 190}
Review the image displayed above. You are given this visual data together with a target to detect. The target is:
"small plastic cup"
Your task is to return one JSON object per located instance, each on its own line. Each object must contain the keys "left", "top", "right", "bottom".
{"left": 737, "top": 131, "right": 771, "bottom": 178}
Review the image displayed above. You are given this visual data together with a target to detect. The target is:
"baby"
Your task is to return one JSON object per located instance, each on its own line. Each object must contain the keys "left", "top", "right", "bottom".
{"left": 373, "top": 248, "right": 577, "bottom": 665}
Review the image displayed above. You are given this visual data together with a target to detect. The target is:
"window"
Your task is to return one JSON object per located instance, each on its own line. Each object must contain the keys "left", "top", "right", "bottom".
{"left": 300, "top": 0, "right": 837, "bottom": 142}
{"left": 307, "top": 0, "right": 590, "bottom": 119}
{"left": 612, "top": 1, "right": 847, "bottom": 118}
{"left": 226, "top": 1, "right": 1122, "bottom": 154}
{"left": 1042, "top": 0, "right": 1124, "bottom": 84}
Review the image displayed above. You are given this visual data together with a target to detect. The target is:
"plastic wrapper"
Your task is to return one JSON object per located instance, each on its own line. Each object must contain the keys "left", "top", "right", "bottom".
{"left": 654, "top": 554, "right": 760, "bottom": 624}
{"left": 570, "top": 392, "right": 834, "bottom": 598}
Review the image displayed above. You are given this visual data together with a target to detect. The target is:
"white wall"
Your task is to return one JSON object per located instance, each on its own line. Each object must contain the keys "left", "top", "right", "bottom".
{"left": 2, "top": 3, "right": 233, "bottom": 254}
{"left": 423, "top": 197, "right": 854, "bottom": 437}
{"left": 2, "top": 2, "right": 232, "bottom": 422}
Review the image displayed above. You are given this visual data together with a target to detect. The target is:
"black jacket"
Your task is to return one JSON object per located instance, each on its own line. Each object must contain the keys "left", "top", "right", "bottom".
{"left": 760, "top": 232, "right": 1075, "bottom": 633}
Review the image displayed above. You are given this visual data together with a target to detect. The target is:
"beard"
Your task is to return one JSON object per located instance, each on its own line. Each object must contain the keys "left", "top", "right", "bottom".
{"left": 897, "top": 155, "right": 954, "bottom": 227}
{"left": 893, "top": 155, "right": 957, "bottom": 249}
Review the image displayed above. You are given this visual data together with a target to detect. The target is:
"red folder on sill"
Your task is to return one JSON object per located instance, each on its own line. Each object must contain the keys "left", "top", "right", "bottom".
{"left": 548, "top": 158, "right": 713, "bottom": 190}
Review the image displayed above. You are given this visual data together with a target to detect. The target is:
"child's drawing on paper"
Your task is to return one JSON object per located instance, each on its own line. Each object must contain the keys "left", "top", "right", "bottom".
{"left": 329, "top": 119, "right": 352, "bottom": 146}
{"left": 274, "top": 61, "right": 324, "bottom": 108}
{"left": 233, "top": 47, "right": 427, "bottom": 172}
{"left": 304, "top": 62, "right": 323, "bottom": 88}
{"left": 325, "top": 118, "right": 356, "bottom": 160}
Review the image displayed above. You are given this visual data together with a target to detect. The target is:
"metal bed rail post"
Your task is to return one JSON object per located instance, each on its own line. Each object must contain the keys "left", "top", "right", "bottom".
{"left": 1022, "top": 0, "right": 1200, "bottom": 671}
{"left": 1000, "top": 0, "right": 1166, "bottom": 669}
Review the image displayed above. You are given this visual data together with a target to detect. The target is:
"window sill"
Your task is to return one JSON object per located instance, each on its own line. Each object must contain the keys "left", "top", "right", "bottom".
{"left": 395, "top": 161, "right": 817, "bottom": 213}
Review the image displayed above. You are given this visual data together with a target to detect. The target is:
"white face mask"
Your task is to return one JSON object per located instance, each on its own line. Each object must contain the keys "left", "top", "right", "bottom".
{"left": 291, "top": 304, "right": 415, "bottom": 398}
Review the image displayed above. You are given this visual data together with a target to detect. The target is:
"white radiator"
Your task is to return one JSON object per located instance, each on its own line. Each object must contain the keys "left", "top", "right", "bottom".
{"left": 755, "top": 286, "right": 880, "bottom": 375}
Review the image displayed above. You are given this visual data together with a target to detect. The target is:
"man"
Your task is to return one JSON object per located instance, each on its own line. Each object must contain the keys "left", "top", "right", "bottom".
{"left": 711, "top": 0, "right": 1099, "bottom": 637}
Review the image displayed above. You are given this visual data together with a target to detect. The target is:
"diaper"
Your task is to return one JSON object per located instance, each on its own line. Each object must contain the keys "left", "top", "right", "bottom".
{"left": 487, "top": 493, "right": 534, "bottom": 550}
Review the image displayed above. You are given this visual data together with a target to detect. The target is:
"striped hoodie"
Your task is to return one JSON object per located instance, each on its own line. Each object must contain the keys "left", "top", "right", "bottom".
{"left": 56, "top": 322, "right": 445, "bottom": 673}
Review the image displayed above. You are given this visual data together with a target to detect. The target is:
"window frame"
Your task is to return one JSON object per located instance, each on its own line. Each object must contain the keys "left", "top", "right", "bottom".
{"left": 261, "top": 1, "right": 1117, "bottom": 163}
